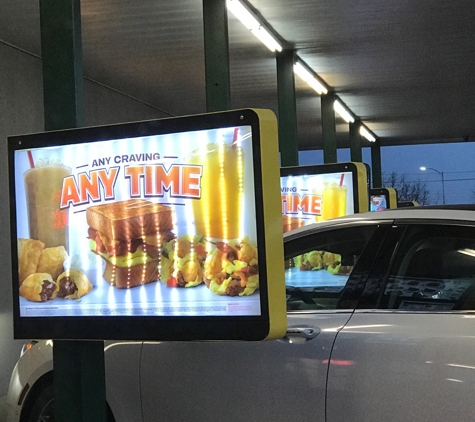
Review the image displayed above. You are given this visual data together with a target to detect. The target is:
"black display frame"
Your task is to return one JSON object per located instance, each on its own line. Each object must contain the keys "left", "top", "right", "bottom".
{"left": 8, "top": 109, "right": 276, "bottom": 341}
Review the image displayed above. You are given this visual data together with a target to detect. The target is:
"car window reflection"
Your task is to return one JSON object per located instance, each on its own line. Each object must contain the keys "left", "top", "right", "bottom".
{"left": 284, "top": 225, "right": 378, "bottom": 311}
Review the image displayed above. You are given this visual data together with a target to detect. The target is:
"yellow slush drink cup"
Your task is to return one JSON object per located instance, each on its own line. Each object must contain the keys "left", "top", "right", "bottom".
{"left": 24, "top": 158, "right": 71, "bottom": 249}
{"left": 187, "top": 141, "right": 244, "bottom": 240}
{"left": 321, "top": 178, "right": 347, "bottom": 221}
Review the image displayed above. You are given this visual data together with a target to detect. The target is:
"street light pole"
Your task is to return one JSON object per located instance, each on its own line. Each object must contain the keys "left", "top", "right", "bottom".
{"left": 420, "top": 166, "right": 445, "bottom": 205}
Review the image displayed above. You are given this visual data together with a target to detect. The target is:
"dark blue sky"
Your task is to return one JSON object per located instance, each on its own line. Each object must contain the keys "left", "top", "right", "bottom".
{"left": 298, "top": 142, "right": 475, "bottom": 205}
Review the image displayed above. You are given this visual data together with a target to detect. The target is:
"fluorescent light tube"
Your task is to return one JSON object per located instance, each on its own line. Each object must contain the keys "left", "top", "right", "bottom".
{"left": 360, "top": 125, "right": 376, "bottom": 142}
{"left": 334, "top": 100, "right": 355, "bottom": 123}
{"left": 293, "top": 61, "right": 328, "bottom": 95}
{"left": 459, "top": 248, "right": 475, "bottom": 258}
{"left": 226, "top": 0, "right": 258, "bottom": 30}
{"left": 251, "top": 26, "right": 282, "bottom": 52}
{"left": 227, "top": 0, "right": 282, "bottom": 52}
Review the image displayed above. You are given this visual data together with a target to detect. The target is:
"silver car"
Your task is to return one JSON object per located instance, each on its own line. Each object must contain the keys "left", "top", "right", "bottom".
{"left": 6, "top": 207, "right": 475, "bottom": 422}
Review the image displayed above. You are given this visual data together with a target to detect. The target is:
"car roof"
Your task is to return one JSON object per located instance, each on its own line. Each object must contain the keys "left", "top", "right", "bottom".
{"left": 283, "top": 205, "right": 475, "bottom": 241}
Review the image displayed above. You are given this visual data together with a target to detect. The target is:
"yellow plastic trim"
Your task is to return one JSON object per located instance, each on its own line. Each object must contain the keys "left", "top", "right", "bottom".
{"left": 352, "top": 161, "right": 370, "bottom": 213}
{"left": 251, "top": 109, "right": 287, "bottom": 340}
{"left": 384, "top": 187, "right": 398, "bottom": 209}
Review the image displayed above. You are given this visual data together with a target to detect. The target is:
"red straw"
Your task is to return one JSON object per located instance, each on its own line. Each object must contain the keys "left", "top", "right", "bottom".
{"left": 27, "top": 151, "right": 35, "bottom": 169}
{"left": 339, "top": 173, "right": 345, "bottom": 186}
{"left": 232, "top": 127, "right": 239, "bottom": 145}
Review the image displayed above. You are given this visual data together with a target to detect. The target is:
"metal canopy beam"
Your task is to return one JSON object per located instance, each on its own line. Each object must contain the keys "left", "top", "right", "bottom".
{"left": 40, "top": 0, "right": 84, "bottom": 130}
{"left": 371, "top": 139, "right": 382, "bottom": 188}
{"left": 202, "top": 0, "right": 231, "bottom": 112}
{"left": 321, "top": 91, "right": 337, "bottom": 163}
{"left": 276, "top": 49, "right": 298, "bottom": 166}
{"left": 349, "top": 119, "right": 362, "bottom": 162}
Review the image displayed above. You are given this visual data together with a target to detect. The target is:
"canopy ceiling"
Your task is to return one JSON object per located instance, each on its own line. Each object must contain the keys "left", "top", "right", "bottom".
{"left": 1, "top": 0, "right": 474, "bottom": 149}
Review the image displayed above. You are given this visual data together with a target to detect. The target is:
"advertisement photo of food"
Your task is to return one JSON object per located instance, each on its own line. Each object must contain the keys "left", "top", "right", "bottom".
{"left": 12, "top": 125, "right": 262, "bottom": 318}
{"left": 17, "top": 237, "right": 92, "bottom": 303}
{"left": 86, "top": 198, "right": 175, "bottom": 289}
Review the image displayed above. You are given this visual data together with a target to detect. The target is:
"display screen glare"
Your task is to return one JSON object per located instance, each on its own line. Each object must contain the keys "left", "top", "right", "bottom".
{"left": 13, "top": 126, "right": 261, "bottom": 318}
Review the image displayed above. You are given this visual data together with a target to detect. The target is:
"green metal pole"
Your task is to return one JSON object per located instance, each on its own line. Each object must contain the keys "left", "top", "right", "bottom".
{"left": 40, "top": 0, "right": 85, "bottom": 130}
{"left": 52, "top": 341, "right": 107, "bottom": 422}
{"left": 349, "top": 119, "right": 362, "bottom": 162}
{"left": 39, "top": 1, "right": 106, "bottom": 421}
{"left": 276, "top": 49, "right": 298, "bottom": 166}
{"left": 202, "top": 0, "right": 231, "bottom": 112}
{"left": 321, "top": 91, "right": 337, "bottom": 163}
{"left": 371, "top": 139, "right": 382, "bottom": 188}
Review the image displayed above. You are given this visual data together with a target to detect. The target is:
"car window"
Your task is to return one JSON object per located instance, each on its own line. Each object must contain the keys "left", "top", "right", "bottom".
{"left": 284, "top": 225, "right": 380, "bottom": 311}
{"left": 380, "top": 224, "right": 475, "bottom": 311}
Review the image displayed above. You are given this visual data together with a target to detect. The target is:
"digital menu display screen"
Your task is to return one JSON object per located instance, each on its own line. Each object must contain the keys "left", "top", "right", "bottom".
{"left": 370, "top": 194, "right": 388, "bottom": 211}
{"left": 369, "top": 187, "right": 398, "bottom": 211}
{"left": 9, "top": 109, "right": 287, "bottom": 341}
{"left": 280, "top": 162, "right": 368, "bottom": 232}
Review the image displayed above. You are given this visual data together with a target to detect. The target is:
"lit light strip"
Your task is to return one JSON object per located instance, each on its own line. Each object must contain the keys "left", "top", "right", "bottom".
{"left": 458, "top": 248, "right": 475, "bottom": 258}
{"left": 334, "top": 99, "right": 355, "bottom": 123}
{"left": 360, "top": 125, "right": 376, "bottom": 142}
{"left": 227, "top": 0, "right": 378, "bottom": 140}
{"left": 447, "top": 363, "right": 475, "bottom": 370}
{"left": 226, "top": 0, "right": 282, "bottom": 52}
{"left": 293, "top": 61, "right": 328, "bottom": 95}
{"left": 252, "top": 26, "right": 282, "bottom": 52}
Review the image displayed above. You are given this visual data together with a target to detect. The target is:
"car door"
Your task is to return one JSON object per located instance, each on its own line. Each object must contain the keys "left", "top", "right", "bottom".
{"left": 105, "top": 342, "right": 144, "bottom": 422}
{"left": 139, "top": 223, "right": 388, "bottom": 422}
{"left": 327, "top": 222, "right": 475, "bottom": 422}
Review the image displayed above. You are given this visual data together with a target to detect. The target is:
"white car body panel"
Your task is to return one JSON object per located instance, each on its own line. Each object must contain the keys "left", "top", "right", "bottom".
{"left": 327, "top": 312, "right": 475, "bottom": 422}
{"left": 139, "top": 312, "right": 351, "bottom": 422}
{"left": 6, "top": 341, "right": 53, "bottom": 422}
{"left": 5, "top": 312, "right": 352, "bottom": 422}
{"left": 104, "top": 342, "right": 143, "bottom": 422}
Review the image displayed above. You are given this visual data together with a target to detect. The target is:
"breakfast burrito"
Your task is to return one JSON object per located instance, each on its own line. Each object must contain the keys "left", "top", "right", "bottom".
{"left": 204, "top": 237, "right": 258, "bottom": 296}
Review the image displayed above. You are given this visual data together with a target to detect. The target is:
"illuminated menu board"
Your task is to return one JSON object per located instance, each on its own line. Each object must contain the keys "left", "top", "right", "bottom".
{"left": 281, "top": 162, "right": 369, "bottom": 232}
{"left": 369, "top": 187, "right": 398, "bottom": 211}
{"left": 9, "top": 109, "right": 286, "bottom": 341}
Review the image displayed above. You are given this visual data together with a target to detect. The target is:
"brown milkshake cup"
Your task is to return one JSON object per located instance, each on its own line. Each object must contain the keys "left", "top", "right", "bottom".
{"left": 23, "top": 158, "right": 71, "bottom": 250}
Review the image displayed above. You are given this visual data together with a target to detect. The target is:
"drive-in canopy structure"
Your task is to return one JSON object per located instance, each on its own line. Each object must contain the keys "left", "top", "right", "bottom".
{"left": 1, "top": 0, "right": 474, "bottom": 150}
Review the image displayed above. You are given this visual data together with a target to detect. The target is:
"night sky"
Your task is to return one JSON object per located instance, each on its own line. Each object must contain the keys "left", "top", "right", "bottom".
{"left": 298, "top": 142, "right": 475, "bottom": 205}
